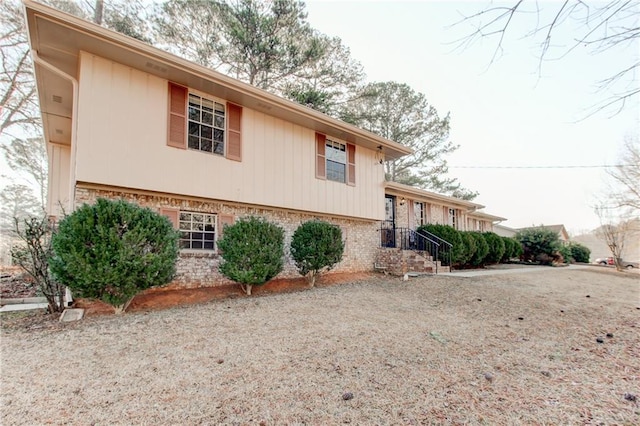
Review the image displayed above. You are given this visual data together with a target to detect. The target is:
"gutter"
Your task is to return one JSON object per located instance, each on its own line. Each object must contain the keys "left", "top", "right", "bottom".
{"left": 31, "top": 51, "right": 79, "bottom": 214}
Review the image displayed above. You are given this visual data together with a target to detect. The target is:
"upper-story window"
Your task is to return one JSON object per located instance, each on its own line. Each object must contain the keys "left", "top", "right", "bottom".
{"left": 315, "top": 133, "right": 356, "bottom": 186}
{"left": 188, "top": 94, "right": 225, "bottom": 155}
{"left": 167, "top": 82, "right": 242, "bottom": 161}
{"left": 326, "top": 139, "right": 347, "bottom": 183}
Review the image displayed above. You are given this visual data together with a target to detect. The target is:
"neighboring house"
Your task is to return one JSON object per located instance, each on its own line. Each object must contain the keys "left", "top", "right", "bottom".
{"left": 24, "top": 1, "right": 507, "bottom": 284}
{"left": 494, "top": 224, "right": 517, "bottom": 238}
{"left": 517, "top": 225, "right": 570, "bottom": 244}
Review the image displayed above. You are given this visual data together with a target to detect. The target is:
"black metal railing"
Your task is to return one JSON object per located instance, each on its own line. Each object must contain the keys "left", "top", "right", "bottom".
{"left": 379, "top": 224, "right": 453, "bottom": 273}
{"left": 417, "top": 228, "right": 453, "bottom": 268}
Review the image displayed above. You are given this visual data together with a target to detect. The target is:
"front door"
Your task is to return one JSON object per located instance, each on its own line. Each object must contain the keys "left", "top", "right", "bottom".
{"left": 382, "top": 195, "right": 396, "bottom": 247}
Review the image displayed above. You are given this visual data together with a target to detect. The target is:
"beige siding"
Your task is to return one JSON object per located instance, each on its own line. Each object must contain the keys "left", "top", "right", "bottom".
{"left": 75, "top": 53, "right": 384, "bottom": 220}
{"left": 47, "top": 144, "right": 71, "bottom": 216}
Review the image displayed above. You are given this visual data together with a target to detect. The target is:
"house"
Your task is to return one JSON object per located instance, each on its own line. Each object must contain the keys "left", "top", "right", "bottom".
{"left": 24, "top": 1, "right": 506, "bottom": 285}
{"left": 494, "top": 224, "right": 517, "bottom": 238}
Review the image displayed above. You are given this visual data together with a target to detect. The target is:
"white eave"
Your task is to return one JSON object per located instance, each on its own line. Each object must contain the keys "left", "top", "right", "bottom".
{"left": 384, "top": 181, "right": 485, "bottom": 212}
{"left": 23, "top": 0, "right": 412, "bottom": 160}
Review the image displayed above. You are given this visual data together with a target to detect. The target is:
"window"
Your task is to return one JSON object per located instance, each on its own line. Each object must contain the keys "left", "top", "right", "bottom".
{"left": 188, "top": 93, "right": 225, "bottom": 155}
{"left": 315, "top": 133, "right": 356, "bottom": 186}
{"left": 167, "top": 82, "right": 242, "bottom": 161}
{"left": 448, "top": 208, "right": 457, "bottom": 228}
{"left": 326, "top": 139, "right": 346, "bottom": 183}
{"left": 414, "top": 201, "right": 425, "bottom": 226}
{"left": 179, "top": 212, "right": 216, "bottom": 250}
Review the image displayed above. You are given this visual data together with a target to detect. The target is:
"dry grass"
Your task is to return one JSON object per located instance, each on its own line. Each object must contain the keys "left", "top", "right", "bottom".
{"left": 1, "top": 267, "right": 639, "bottom": 425}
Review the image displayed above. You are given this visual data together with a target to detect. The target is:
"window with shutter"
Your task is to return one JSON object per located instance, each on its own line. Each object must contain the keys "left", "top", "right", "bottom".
{"left": 167, "top": 82, "right": 241, "bottom": 162}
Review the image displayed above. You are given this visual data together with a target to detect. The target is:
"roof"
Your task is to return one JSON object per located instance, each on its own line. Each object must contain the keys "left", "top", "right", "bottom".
{"left": 467, "top": 210, "right": 507, "bottom": 222}
{"left": 384, "top": 181, "right": 485, "bottom": 211}
{"left": 518, "top": 224, "right": 567, "bottom": 234}
{"left": 23, "top": 0, "right": 412, "bottom": 160}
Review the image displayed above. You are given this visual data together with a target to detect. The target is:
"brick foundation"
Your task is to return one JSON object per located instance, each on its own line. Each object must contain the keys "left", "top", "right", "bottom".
{"left": 74, "top": 185, "right": 380, "bottom": 288}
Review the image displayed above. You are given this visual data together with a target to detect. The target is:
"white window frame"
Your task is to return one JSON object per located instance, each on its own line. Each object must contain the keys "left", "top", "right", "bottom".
{"left": 179, "top": 211, "right": 217, "bottom": 251}
{"left": 187, "top": 90, "right": 226, "bottom": 156}
{"left": 325, "top": 139, "right": 347, "bottom": 183}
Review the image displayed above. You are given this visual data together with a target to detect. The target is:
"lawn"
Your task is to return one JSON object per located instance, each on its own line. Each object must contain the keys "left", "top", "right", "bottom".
{"left": 1, "top": 267, "right": 639, "bottom": 425}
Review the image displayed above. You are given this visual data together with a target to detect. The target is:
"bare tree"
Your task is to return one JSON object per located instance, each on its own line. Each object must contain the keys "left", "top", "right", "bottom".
{"left": 0, "top": 1, "right": 40, "bottom": 137}
{"left": 452, "top": 1, "right": 639, "bottom": 116}
{"left": 606, "top": 136, "right": 640, "bottom": 213}
{"left": 2, "top": 137, "right": 48, "bottom": 208}
{"left": 594, "top": 205, "right": 632, "bottom": 271}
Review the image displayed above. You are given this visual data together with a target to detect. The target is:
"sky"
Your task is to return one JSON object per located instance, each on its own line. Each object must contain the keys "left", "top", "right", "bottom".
{"left": 304, "top": 0, "right": 639, "bottom": 235}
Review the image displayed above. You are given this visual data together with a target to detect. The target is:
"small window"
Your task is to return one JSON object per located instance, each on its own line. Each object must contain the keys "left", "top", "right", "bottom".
{"left": 179, "top": 211, "right": 217, "bottom": 250}
{"left": 326, "top": 139, "right": 346, "bottom": 183}
{"left": 188, "top": 93, "right": 225, "bottom": 155}
{"left": 414, "top": 202, "right": 425, "bottom": 226}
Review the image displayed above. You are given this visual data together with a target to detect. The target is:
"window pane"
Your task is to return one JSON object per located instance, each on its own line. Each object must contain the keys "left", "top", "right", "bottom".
{"left": 201, "top": 139, "right": 212, "bottom": 152}
{"left": 188, "top": 106, "right": 199, "bottom": 122}
{"left": 188, "top": 135, "right": 199, "bottom": 150}
{"left": 193, "top": 214, "right": 203, "bottom": 222}
{"left": 202, "top": 98, "right": 214, "bottom": 112}
{"left": 214, "top": 115, "right": 225, "bottom": 129}
{"left": 201, "top": 125, "right": 212, "bottom": 140}
{"left": 202, "top": 111, "right": 213, "bottom": 125}
{"left": 189, "top": 122, "right": 199, "bottom": 136}
{"left": 188, "top": 94, "right": 200, "bottom": 106}
{"left": 327, "top": 160, "right": 345, "bottom": 183}
{"left": 204, "top": 241, "right": 214, "bottom": 250}
{"left": 192, "top": 240, "right": 203, "bottom": 249}
{"left": 180, "top": 213, "right": 190, "bottom": 221}
{"left": 214, "top": 142, "right": 224, "bottom": 155}
{"left": 204, "top": 232, "right": 215, "bottom": 241}
{"left": 214, "top": 128, "right": 224, "bottom": 142}
{"left": 215, "top": 103, "right": 225, "bottom": 115}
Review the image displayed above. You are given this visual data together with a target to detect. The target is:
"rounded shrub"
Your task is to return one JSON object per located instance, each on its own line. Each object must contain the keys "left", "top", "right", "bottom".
{"left": 569, "top": 243, "right": 591, "bottom": 263}
{"left": 418, "top": 224, "right": 463, "bottom": 266}
{"left": 515, "top": 227, "right": 561, "bottom": 263}
{"left": 482, "top": 232, "right": 506, "bottom": 264}
{"left": 468, "top": 231, "right": 489, "bottom": 266}
{"left": 50, "top": 198, "right": 179, "bottom": 313}
{"left": 557, "top": 244, "right": 572, "bottom": 264}
{"left": 459, "top": 231, "right": 477, "bottom": 267}
{"left": 290, "top": 220, "right": 344, "bottom": 287}
{"left": 217, "top": 216, "right": 284, "bottom": 295}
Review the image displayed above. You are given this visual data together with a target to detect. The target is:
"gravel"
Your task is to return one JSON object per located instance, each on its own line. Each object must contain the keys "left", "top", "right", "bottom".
{"left": 1, "top": 267, "right": 639, "bottom": 425}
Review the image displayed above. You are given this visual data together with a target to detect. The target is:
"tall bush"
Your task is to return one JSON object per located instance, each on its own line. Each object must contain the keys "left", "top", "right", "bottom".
{"left": 418, "top": 224, "right": 463, "bottom": 266}
{"left": 459, "top": 231, "right": 477, "bottom": 266}
{"left": 11, "top": 215, "right": 66, "bottom": 313}
{"left": 468, "top": 231, "right": 489, "bottom": 266}
{"left": 482, "top": 232, "right": 505, "bottom": 264}
{"left": 51, "top": 198, "right": 179, "bottom": 313}
{"left": 217, "top": 216, "right": 284, "bottom": 295}
{"left": 569, "top": 243, "right": 591, "bottom": 263}
{"left": 515, "top": 227, "right": 561, "bottom": 264}
{"left": 290, "top": 220, "right": 344, "bottom": 287}
{"left": 501, "top": 237, "right": 520, "bottom": 262}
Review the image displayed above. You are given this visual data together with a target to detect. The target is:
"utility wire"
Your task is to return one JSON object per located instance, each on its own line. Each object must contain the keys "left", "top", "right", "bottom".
{"left": 449, "top": 164, "right": 631, "bottom": 169}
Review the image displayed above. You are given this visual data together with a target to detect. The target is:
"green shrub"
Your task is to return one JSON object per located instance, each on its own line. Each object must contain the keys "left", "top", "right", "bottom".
{"left": 557, "top": 244, "right": 572, "bottom": 264}
{"left": 569, "top": 243, "right": 591, "bottom": 263}
{"left": 482, "top": 232, "right": 505, "bottom": 264}
{"left": 468, "top": 231, "right": 489, "bottom": 266}
{"left": 418, "top": 224, "right": 463, "bottom": 266}
{"left": 500, "top": 237, "right": 521, "bottom": 262}
{"left": 459, "top": 231, "right": 477, "bottom": 266}
{"left": 217, "top": 216, "right": 284, "bottom": 295}
{"left": 290, "top": 220, "right": 344, "bottom": 287}
{"left": 50, "top": 198, "right": 179, "bottom": 313}
{"left": 515, "top": 227, "right": 561, "bottom": 263}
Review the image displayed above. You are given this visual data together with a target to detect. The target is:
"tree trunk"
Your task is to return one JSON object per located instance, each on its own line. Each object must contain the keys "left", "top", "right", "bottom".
{"left": 241, "top": 284, "right": 253, "bottom": 295}
{"left": 309, "top": 272, "right": 316, "bottom": 287}
{"left": 93, "top": 0, "right": 104, "bottom": 25}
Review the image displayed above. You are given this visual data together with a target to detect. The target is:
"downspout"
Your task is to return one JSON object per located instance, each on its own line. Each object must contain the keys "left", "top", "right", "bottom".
{"left": 32, "top": 51, "right": 79, "bottom": 215}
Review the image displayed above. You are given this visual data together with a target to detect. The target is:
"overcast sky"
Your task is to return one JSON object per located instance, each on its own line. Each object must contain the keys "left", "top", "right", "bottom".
{"left": 305, "top": 0, "right": 639, "bottom": 234}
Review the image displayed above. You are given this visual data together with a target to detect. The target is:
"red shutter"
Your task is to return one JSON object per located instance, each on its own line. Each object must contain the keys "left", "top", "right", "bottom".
{"left": 218, "top": 214, "right": 235, "bottom": 239}
{"left": 167, "top": 82, "right": 187, "bottom": 149}
{"left": 347, "top": 143, "right": 356, "bottom": 186}
{"left": 159, "top": 207, "right": 179, "bottom": 229}
{"left": 226, "top": 103, "right": 242, "bottom": 161}
{"left": 316, "top": 133, "right": 326, "bottom": 179}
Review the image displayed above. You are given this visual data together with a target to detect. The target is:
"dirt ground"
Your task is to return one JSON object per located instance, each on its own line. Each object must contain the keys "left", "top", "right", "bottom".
{"left": 1, "top": 267, "right": 639, "bottom": 425}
